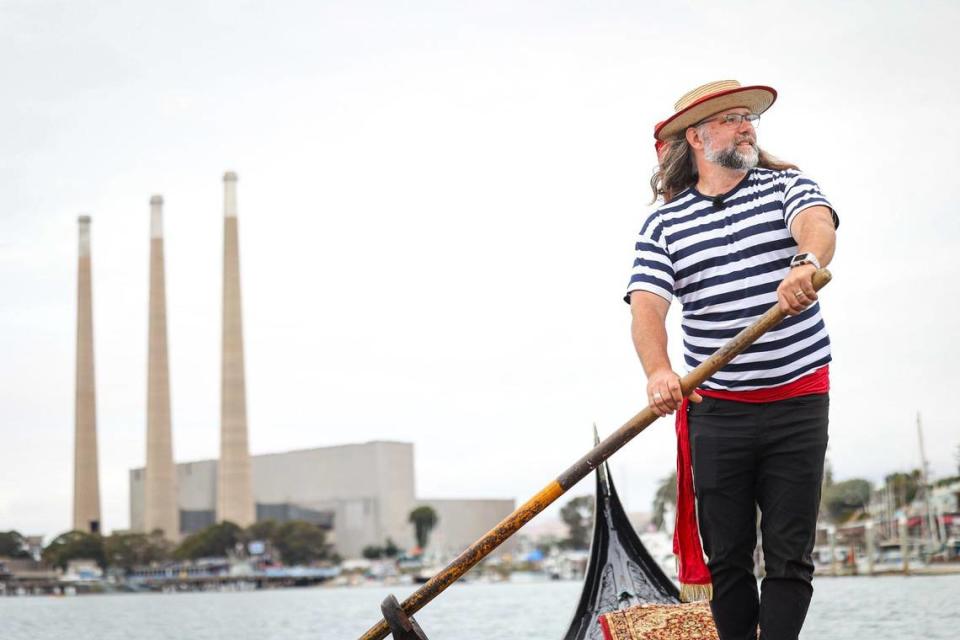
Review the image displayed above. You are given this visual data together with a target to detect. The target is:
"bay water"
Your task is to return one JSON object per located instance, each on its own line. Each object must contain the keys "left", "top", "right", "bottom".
{"left": 1, "top": 574, "right": 957, "bottom": 639}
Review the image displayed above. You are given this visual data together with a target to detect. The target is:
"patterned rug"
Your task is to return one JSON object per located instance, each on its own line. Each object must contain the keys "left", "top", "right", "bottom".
{"left": 598, "top": 601, "right": 719, "bottom": 640}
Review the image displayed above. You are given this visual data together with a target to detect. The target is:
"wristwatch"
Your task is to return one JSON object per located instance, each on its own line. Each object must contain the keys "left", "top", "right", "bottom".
{"left": 790, "top": 252, "right": 821, "bottom": 270}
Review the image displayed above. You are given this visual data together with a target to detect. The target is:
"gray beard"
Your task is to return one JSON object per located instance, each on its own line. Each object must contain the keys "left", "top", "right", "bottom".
{"left": 703, "top": 135, "right": 760, "bottom": 170}
{"left": 710, "top": 145, "right": 758, "bottom": 170}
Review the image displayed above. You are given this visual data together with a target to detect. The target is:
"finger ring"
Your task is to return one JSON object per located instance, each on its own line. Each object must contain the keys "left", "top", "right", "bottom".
{"left": 796, "top": 290, "right": 805, "bottom": 297}
{"left": 654, "top": 392, "right": 662, "bottom": 400}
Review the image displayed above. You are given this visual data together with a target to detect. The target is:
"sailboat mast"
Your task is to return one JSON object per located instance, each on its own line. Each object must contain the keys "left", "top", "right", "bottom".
{"left": 916, "top": 412, "right": 939, "bottom": 548}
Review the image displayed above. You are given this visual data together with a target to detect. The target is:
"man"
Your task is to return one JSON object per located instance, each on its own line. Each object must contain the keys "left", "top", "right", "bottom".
{"left": 625, "top": 80, "right": 838, "bottom": 640}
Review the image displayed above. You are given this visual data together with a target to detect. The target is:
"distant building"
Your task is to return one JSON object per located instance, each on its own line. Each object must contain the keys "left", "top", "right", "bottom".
{"left": 415, "top": 498, "right": 516, "bottom": 558}
{"left": 931, "top": 479, "right": 960, "bottom": 515}
{"left": 0, "top": 557, "right": 59, "bottom": 584}
{"left": 23, "top": 536, "right": 44, "bottom": 562}
{"left": 130, "top": 440, "right": 516, "bottom": 559}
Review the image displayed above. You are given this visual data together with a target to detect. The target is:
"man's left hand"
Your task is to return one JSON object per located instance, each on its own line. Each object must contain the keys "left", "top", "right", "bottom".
{"left": 777, "top": 263, "right": 817, "bottom": 315}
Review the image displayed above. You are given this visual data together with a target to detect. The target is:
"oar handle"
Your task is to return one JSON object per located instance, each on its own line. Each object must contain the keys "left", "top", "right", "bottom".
{"left": 358, "top": 268, "right": 832, "bottom": 640}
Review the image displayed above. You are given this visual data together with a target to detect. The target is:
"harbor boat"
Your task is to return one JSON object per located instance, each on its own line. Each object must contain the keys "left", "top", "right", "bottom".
{"left": 562, "top": 452, "right": 680, "bottom": 639}
{"left": 412, "top": 566, "right": 441, "bottom": 585}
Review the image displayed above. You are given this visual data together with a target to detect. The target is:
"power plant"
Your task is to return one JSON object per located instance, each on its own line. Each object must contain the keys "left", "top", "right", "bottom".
{"left": 72, "top": 172, "right": 514, "bottom": 555}
{"left": 128, "top": 441, "right": 516, "bottom": 559}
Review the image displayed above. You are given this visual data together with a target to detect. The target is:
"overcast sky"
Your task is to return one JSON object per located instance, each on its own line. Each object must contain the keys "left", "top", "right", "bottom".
{"left": 2, "top": 0, "right": 958, "bottom": 540}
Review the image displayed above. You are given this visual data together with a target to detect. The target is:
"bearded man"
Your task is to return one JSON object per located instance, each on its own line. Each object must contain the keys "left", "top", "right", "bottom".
{"left": 625, "top": 80, "right": 838, "bottom": 640}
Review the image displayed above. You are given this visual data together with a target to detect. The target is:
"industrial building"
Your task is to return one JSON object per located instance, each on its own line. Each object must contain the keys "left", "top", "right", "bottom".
{"left": 95, "top": 172, "right": 515, "bottom": 560}
{"left": 130, "top": 440, "right": 515, "bottom": 559}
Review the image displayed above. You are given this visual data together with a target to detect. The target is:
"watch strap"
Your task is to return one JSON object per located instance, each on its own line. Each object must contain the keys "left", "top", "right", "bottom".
{"left": 790, "top": 252, "right": 821, "bottom": 270}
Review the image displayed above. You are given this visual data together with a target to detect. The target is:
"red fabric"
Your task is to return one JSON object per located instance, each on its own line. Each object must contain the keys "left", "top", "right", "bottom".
{"left": 599, "top": 613, "right": 614, "bottom": 640}
{"left": 654, "top": 120, "right": 668, "bottom": 158}
{"left": 673, "top": 366, "right": 830, "bottom": 593}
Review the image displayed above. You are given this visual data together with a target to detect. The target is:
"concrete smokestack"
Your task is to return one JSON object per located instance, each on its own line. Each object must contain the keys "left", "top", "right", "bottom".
{"left": 144, "top": 195, "right": 179, "bottom": 538}
{"left": 217, "top": 172, "right": 255, "bottom": 526}
{"left": 73, "top": 215, "right": 101, "bottom": 534}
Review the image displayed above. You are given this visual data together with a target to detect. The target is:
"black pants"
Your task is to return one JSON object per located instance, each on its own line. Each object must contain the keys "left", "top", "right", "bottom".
{"left": 688, "top": 393, "right": 829, "bottom": 640}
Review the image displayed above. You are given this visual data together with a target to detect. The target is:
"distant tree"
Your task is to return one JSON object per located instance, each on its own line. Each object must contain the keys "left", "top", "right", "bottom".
{"left": 362, "top": 538, "right": 399, "bottom": 560}
{"left": 272, "top": 521, "right": 330, "bottom": 566}
{"left": 408, "top": 506, "right": 439, "bottom": 550}
{"left": 818, "top": 458, "right": 834, "bottom": 520}
{"left": 885, "top": 471, "right": 921, "bottom": 509}
{"left": 822, "top": 479, "right": 872, "bottom": 523}
{"left": 383, "top": 538, "right": 400, "bottom": 559}
{"left": 560, "top": 495, "right": 594, "bottom": 550}
{"left": 652, "top": 472, "right": 677, "bottom": 530}
{"left": 362, "top": 545, "right": 384, "bottom": 560}
{"left": 245, "top": 520, "right": 279, "bottom": 543}
{"left": 174, "top": 521, "right": 242, "bottom": 560}
{"left": 935, "top": 475, "right": 960, "bottom": 488}
{"left": 103, "top": 531, "right": 171, "bottom": 571}
{"left": 0, "top": 530, "right": 31, "bottom": 559}
{"left": 42, "top": 531, "right": 106, "bottom": 569}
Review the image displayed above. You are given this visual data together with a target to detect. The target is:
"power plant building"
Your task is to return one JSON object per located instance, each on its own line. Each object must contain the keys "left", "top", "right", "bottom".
{"left": 123, "top": 172, "right": 514, "bottom": 560}
{"left": 129, "top": 441, "right": 516, "bottom": 559}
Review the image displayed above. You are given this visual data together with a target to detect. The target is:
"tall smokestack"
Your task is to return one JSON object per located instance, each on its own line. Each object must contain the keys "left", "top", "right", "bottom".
{"left": 73, "top": 215, "right": 101, "bottom": 534}
{"left": 144, "top": 195, "right": 179, "bottom": 538}
{"left": 217, "top": 172, "right": 255, "bottom": 526}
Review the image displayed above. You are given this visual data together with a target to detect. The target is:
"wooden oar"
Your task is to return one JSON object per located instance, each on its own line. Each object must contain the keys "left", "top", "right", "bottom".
{"left": 358, "top": 268, "right": 833, "bottom": 640}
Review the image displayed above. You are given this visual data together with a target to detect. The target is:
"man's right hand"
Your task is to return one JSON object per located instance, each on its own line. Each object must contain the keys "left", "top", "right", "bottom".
{"left": 647, "top": 368, "right": 702, "bottom": 417}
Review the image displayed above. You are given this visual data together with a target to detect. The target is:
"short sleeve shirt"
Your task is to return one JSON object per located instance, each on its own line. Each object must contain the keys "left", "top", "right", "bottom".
{"left": 624, "top": 168, "right": 837, "bottom": 390}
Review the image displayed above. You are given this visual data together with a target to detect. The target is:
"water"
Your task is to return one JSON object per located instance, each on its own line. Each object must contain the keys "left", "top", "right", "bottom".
{"left": 1, "top": 574, "right": 957, "bottom": 639}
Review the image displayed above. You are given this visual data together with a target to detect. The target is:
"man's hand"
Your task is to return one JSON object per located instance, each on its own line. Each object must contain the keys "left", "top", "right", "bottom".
{"left": 777, "top": 263, "right": 817, "bottom": 316}
{"left": 647, "top": 368, "right": 702, "bottom": 417}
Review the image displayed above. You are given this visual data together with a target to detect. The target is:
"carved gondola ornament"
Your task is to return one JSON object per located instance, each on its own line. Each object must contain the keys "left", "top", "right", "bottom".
{"left": 381, "top": 594, "right": 429, "bottom": 640}
{"left": 562, "top": 428, "right": 680, "bottom": 640}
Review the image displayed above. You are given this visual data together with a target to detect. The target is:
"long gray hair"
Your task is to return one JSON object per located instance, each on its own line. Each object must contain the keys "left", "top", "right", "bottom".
{"left": 649, "top": 136, "right": 799, "bottom": 204}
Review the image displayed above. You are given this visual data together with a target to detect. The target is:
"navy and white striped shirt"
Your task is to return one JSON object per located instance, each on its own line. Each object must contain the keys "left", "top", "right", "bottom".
{"left": 625, "top": 168, "right": 837, "bottom": 391}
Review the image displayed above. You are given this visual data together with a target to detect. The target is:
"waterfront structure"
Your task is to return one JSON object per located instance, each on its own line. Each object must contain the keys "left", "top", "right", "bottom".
{"left": 217, "top": 171, "right": 255, "bottom": 527}
{"left": 144, "top": 196, "right": 179, "bottom": 539}
{"left": 130, "top": 441, "right": 516, "bottom": 558}
{"left": 73, "top": 215, "right": 101, "bottom": 534}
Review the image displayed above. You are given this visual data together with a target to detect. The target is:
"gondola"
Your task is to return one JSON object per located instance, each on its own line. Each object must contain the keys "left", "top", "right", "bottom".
{"left": 562, "top": 443, "right": 680, "bottom": 639}
{"left": 378, "top": 452, "right": 683, "bottom": 640}
{"left": 379, "top": 448, "right": 684, "bottom": 640}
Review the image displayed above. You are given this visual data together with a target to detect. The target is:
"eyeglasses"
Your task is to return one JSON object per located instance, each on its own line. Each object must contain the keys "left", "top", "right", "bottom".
{"left": 695, "top": 113, "right": 761, "bottom": 128}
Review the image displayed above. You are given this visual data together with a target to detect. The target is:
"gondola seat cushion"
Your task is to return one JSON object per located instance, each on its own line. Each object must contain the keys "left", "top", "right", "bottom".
{"left": 598, "top": 602, "right": 719, "bottom": 640}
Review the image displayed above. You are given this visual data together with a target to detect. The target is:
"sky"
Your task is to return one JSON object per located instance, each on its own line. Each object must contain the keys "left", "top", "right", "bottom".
{"left": 1, "top": 0, "right": 958, "bottom": 541}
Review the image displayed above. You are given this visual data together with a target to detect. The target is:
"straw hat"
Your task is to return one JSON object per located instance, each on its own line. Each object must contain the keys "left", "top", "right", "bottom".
{"left": 654, "top": 80, "right": 777, "bottom": 141}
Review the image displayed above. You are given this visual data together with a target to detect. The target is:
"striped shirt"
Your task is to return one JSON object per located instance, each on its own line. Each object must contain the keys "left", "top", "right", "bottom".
{"left": 625, "top": 168, "right": 838, "bottom": 391}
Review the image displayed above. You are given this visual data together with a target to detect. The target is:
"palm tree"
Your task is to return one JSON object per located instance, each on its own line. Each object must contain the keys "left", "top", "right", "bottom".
{"left": 408, "top": 506, "right": 439, "bottom": 550}
{"left": 652, "top": 471, "right": 677, "bottom": 530}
